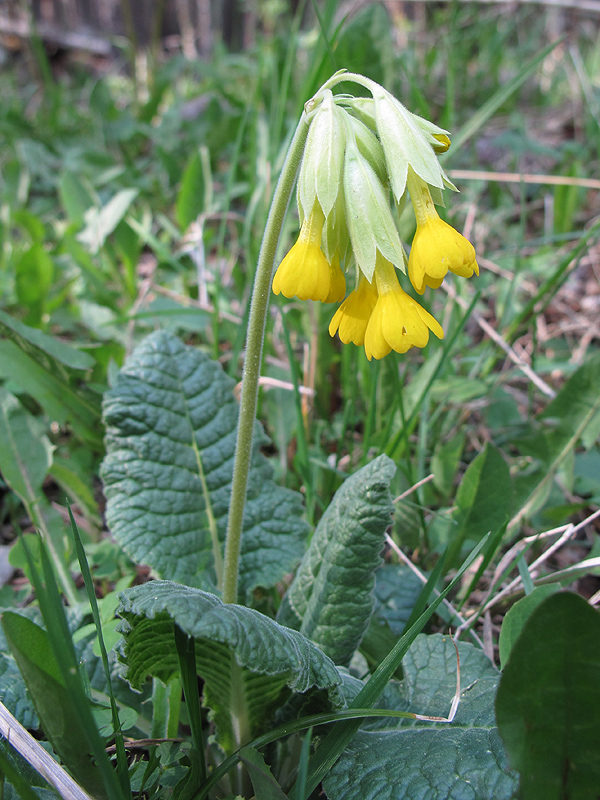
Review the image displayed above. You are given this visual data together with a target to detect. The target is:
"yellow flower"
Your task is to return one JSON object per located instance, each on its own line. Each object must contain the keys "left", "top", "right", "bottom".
{"left": 329, "top": 275, "right": 378, "bottom": 346}
{"left": 407, "top": 170, "right": 478, "bottom": 295}
{"left": 408, "top": 215, "right": 478, "bottom": 295}
{"left": 272, "top": 205, "right": 345, "bottom": 303}
{"left": 363, "top": 255, "right": 444, "bottom": 361}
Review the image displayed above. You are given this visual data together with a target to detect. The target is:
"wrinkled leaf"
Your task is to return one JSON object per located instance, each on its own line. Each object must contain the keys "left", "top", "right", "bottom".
{"left": 496, "top": 592, "right": 600, "bottom": 800}
{"left": 278, "top": 456, "right": 395, "bottom": 666}
{"left": 101, "top": 331, "right": 307, "bottom": 599}
{"left": 118, "top": 581, "right": 341, "bottom": 755}
{"left": 324, "top": 635, "right": 518, "bottom": 800}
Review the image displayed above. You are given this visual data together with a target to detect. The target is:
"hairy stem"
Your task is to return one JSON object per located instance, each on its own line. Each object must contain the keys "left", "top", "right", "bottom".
{"left": 221, "top": 113, "right": 311, "bottom": 604}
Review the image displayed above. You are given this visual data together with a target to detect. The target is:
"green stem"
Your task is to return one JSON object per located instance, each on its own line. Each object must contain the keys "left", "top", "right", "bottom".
{"left": 221, "top": 114, "right": 311, "bottom": 604}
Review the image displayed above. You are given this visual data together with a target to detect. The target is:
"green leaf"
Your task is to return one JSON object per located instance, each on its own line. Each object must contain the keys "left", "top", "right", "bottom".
{"left": 1, "top": 612, "right": 105, "bottom": 797}
{"left": 101, "top": 331, "right": 307, "bottom": 599}
{"left": 498, "top": 585, "right": 559, "bottom": 670}
{"left": 0, "top": 387, "right": 52, "bottom": 502}
{"left": 495, "top": 592, "right": 600, "bottom": 800}
{"left": 239, "top": 746, "right": 290, "bottom": 800}
{"left": 448, "top": 444, "right": 513, "bottom": 566}
{"left": 0, "top": 609, "right": 39, "bottom": 729}
{"left": 432, "top": 430, "right": 466, "bottom": 496}
{"left": 117, "top": 581, "right": 342, "bottom": 755}
{"left": 278, "top": 456, "right": 395, "bottom": 666}
{"left": 0, "top": 309, "right": 95, "bottom": 371}
{"left": 175, "top": 147, "right": 208, "bottom": 230}
{"left": 0, "top": 389, "right": 77, "bottom": 602}
{"left": 323, "top": 635, "right": 518, "bottom": 800}
{"left": 0, "top": 339, "right": 102, "bottom": 450}
{"left": 58, "top": 171, "right": 96, "bottom": 224}
{"left": 15, "top": 244, "right": 54, "bottom": 326}
{"left": 77, "top": 188, "right": 139, "bottom": 254}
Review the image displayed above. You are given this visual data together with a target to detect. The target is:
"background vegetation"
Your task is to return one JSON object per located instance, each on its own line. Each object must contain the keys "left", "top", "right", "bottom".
{"left": 0, "top": 1, "right": 599, "bottom": 797}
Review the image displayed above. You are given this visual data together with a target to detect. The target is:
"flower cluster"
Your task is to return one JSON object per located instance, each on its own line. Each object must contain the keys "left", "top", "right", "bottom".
{"left": 271, "top": 73, "right": 479, "bottom": 361}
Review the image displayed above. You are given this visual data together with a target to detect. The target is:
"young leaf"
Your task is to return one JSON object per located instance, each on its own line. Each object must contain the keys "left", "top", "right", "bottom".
{"left": 101, "top": 331, "right": 307, "bottom": 599}
{"left": 278, "top": 456, "right": 395, "bottom": 666}
{"left": 117, "top": 581, "right": 342, "bottom": 756}
{"left": 323, "top": 635, "right": 518, "bottom": 800}
{"left": 447, "top": 444, "right": 513, "bottom": 567}
{"left": 495, "top": 592, "right": 600, "bottom": 800}
{"left": 239, "top": 746, "right": 290, "bottom": 800}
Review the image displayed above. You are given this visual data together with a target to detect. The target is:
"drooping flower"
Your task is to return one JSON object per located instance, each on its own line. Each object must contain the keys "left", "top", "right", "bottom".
{"left": 329, "top": 275, "right": 378, "bottom": 346}
{"left": 363, "top": 254, "right": 444, "bottom": 361}
{"left": 272, "top": 203, "right": 345, "bottom": 303}
{"left": 407, "top": 170, "right": 478, "bottom": 295}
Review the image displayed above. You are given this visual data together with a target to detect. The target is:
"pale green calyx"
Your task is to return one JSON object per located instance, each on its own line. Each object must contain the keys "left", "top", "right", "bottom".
{"left": 298, "top": 89, "right": 346, "bottom": 219}
{"left": 343, "top": 139, "right": 406, "bottom": 282}
{"left": 347, "top": 114, "right": 388, "bottom": 187}
{"left": 372, "top": 88, "right": 447, "bottom": 202}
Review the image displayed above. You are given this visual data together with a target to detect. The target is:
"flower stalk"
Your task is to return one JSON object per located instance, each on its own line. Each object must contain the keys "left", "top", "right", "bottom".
{"left": 223, "top": 70, "right": 479, "bottom": 602}
{"left": 221, "top": 113, "right": 311, "bottom": 604}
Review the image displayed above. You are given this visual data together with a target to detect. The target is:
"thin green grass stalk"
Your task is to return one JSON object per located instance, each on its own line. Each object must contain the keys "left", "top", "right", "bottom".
{"left": 174, "top": 625, "right": 207, "bottom": 785}
{"left": 299, "top": 0, "right": 342, "bottom": 109}
{"left": 457, "top": 522, "right": 507, "bottom": 611}
{"left": 20, "top": 535, "right": 127, "bottom": 800}
{"left": 361, "top": 359, "right": 379, "bottom": 460}
{"left": 400, "top": 548, "right": 447, "bottom": 635}
{"left": 67, "top": 503, "right": 131, "bottom": 797}
{"left": 416, "top": 394, "right": 430, "bottom": 549}
{"left": 497, "top": 179, "right": 527, "bottom": 332}
{"left": 194, "top": 707, "right": 440, "bottom": 800}
{"left": 222, "top": 113, "right": 311, "bottom": 604}
{"left": 506, "top": 218, "right": 600, "bottom": 342}
{"left": 517, "top": 554, "right": 535, "bottom": 595}
{"left": 333, "top": 344, "right": 356, "bottom": 460}
{"left": 289, "top": 535, "right": 490, "bottom": 800}
{"left": 378, "top": 359, "right": 406, "bottom": 457}
{"left": 443, "top": 39, "right": 562, "bottom": 156}
{"left": 272, "top": 0, "right": 307, "bottom": 148}
{"left": 386, "top": 292, "right": 480, "bottom": 459}
{"left": 150, "top": 678, "right": 170, "bottom": 739}
{"left": 295, "top": 727, "right": 313, "bottom": 800}
{"left": 280, "top": 309, "right": 313, "bottom": 512}
{"left": 167, "top": 678, "right": 182, "bottom": 740}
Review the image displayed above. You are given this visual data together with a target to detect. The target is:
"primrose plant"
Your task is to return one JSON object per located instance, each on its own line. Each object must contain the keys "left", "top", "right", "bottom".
{"left": 1, "top": 72, "right": 519, "bottom": 800}
{"left": 98, "top": 71, "right": 520, "bottom": 800}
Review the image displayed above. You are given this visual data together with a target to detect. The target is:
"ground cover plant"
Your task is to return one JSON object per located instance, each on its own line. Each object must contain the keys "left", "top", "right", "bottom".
{"left": 0, "top": 2, "right": 599, "bottom": 798}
